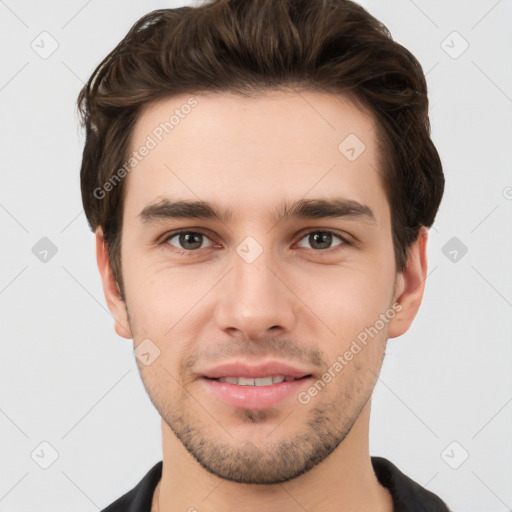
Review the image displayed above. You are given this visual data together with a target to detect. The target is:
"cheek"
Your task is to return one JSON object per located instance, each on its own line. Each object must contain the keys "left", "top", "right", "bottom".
{"left": 137, "top": 358, "right": 184, "bottom": 412}
{"left": 125, "top": 260, "right": 199, "bottom": 317}
{"left": 297, "top": 262, "right": 393, "bottom": 331}
{"left": 125, "top": 264, "right": 217, "bottom": 366}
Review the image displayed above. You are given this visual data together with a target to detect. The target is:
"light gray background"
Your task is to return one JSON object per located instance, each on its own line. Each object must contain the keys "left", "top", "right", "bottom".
{"left": 0, "top": 1, "right": 511, "bottom": 511}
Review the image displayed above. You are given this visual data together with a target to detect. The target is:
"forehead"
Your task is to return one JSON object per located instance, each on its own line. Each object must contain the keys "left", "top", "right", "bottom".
{"left": 123, "top": 89, "right": 388, "bottom": 226}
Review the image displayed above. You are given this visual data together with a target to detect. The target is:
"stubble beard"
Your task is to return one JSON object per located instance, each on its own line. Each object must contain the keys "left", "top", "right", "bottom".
{"left": 152, "top": 383, "right": 369, "bottom": 484}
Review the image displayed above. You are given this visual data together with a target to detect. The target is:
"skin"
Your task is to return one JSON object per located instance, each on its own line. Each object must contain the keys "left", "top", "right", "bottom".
{"left": 96, "top": 90, "right": 428, "bottom": 512}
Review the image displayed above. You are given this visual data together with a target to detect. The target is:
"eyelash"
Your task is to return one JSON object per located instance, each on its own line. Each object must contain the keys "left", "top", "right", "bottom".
{"left": 159, "top": 229, "right": 352, "bottom": 255}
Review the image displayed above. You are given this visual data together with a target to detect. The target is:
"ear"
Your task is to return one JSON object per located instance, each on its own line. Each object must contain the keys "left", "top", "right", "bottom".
{"left": 387, "top": 226, "right": 429, "bottom": 339}
{"left": 95, "top": 227, "right": 133, "bottom": 339}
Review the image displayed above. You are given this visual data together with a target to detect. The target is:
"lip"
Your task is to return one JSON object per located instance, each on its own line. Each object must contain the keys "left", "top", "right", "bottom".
{"left": 201, "top": 360, "right": 313, "bottom": 379}
{"left": 199, "top": 360, "right": 315, "bottom": 410}
{"left": 201, "top": 376, "right": 313, "bottom": 409}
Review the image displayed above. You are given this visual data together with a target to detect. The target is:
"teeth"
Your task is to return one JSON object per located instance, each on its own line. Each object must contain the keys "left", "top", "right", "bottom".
{"left": 217, "top": 375, "right": 292, "bottom": 386}
{"left": 255, "top": 377, "right": 273, "bottom": 386}
{"left": 222, "top": 377, "right": 239, "bottom": 384}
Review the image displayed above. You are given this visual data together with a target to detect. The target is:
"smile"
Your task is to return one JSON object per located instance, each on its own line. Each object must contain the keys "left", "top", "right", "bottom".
{"left": 214, "top": 376, "right": 305, "bottom": 386}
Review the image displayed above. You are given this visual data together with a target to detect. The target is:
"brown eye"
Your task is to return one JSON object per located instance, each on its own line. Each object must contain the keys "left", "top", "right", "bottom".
{"left": 296, "top": 230, "right": 348, "bottom": 251}
{"left": 164, "top": 231, "right": 213, "bottom": 251}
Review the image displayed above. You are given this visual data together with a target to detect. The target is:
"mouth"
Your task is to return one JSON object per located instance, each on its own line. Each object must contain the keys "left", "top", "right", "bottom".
{"left": 199, "top": 361, "right": 315, "bottom": 409}
{"left": 205, "top": 375, "right": 312, "bottom": 386}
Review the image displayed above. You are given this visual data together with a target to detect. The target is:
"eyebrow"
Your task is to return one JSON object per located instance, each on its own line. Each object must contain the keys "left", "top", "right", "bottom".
{"left": 138, "top": 197, "right": 376, "bottom": 225}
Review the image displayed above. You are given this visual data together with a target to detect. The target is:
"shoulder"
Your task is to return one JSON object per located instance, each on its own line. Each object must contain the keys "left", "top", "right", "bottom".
{"left": 371, "top": 456, "right": 451, "bottom": 512}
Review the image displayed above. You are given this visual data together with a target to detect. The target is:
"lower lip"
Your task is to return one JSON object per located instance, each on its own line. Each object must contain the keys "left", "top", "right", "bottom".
{"left": 201, "top": 377, "right": 312, "bottom": 410}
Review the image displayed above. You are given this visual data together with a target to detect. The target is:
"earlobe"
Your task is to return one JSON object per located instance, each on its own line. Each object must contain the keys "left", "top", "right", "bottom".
{"left": 387, "top": 226, "right": 429, "bottom": 339}
{"left": 114, "top": 321, "right": 132, "bottom": 339}
{"left": 95, "top": 227, "right": 133, "bottom": 340}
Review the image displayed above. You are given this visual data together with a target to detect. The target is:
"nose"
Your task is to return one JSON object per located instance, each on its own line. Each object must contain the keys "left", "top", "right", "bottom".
{"left": 213, "top": 243, "right": 299, "bottom": 341}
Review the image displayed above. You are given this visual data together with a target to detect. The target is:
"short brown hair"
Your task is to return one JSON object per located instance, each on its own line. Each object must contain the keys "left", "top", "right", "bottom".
{"left": 77, "top": 0, "right": 444, "bottom": 301}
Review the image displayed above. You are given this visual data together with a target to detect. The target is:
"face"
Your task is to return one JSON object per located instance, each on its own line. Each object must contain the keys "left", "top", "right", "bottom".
{"left": 99, "top": 90, "right": 422, "bottom": 484}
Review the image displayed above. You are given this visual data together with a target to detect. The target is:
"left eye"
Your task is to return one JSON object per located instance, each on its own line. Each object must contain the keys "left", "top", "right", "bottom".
{"left": 296, "top": 230, "right": 348, "bottom": 251}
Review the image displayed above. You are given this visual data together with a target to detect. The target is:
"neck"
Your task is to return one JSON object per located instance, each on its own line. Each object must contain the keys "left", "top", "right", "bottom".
{"left": 154, "top": 400, "right": 392, "bottom": 512}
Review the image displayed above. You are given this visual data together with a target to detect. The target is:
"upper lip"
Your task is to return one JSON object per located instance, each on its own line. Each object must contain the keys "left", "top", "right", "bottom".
{"left": 201, "top": 360, "right": 313, "bottom": 379}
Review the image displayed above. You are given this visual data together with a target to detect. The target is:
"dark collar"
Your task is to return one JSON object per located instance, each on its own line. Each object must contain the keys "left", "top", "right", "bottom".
{"left": 371, "top": 456, "right": 450, "bottom": 511}
{"left": 101, "top": 457, "right": 450, "bottom": 512}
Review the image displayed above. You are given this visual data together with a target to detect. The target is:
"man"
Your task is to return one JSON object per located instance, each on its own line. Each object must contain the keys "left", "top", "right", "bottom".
{"left": 77, "top": 0, "right": 449, "bottom": 510}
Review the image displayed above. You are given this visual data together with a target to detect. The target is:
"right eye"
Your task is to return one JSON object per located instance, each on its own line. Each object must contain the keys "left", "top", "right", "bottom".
{"left": 163, "top": 230, "right": 214, "bottom": 252}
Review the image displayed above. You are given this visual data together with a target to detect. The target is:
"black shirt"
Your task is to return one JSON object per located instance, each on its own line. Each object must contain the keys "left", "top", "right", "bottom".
{"left": 101, "top": 456, "right": 450, "bottom": 511}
